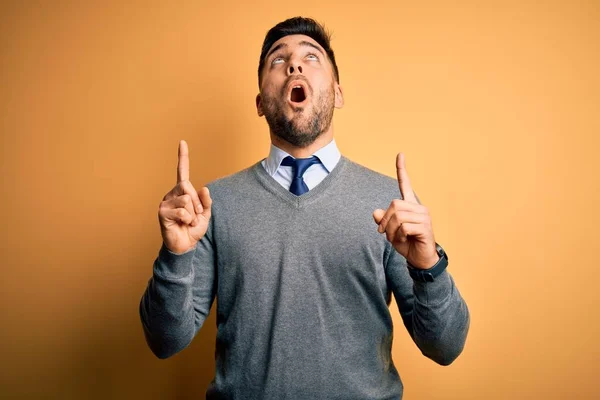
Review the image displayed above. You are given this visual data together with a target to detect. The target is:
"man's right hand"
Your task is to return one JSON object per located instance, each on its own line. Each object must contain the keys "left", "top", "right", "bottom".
{"left": 158, "top": 140, "right": 213, "bottom": 254}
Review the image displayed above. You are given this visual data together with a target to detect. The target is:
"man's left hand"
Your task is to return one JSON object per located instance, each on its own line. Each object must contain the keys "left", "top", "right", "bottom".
{"left": 373, "top": 153, "right": 440, "bottom": 270}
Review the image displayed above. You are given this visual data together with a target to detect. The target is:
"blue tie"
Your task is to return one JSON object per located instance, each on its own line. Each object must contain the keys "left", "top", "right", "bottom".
{"left": 281, "top": 155, "right": 321, "bottom": 195}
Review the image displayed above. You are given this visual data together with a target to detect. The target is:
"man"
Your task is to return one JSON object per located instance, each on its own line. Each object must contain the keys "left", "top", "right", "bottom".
{"left": 140, "top": 16, "right": 470, "bottom": 399}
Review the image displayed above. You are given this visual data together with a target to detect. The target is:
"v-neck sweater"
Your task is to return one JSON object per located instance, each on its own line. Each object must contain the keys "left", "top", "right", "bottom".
{"left": 140, "top": 155, "right": 470, "bottom": 400}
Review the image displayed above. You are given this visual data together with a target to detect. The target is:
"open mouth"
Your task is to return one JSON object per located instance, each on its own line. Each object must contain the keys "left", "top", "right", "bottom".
{"left": 290, "top": 86, "right": 306, "bottom": 103}
{"left": 286, "top": 80, "right": 309, "bottom": 105}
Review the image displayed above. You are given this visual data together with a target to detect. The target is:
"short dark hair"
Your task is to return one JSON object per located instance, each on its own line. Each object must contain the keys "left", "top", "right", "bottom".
{"left": 258, "top": 16, "right": 340, "bottom": 86}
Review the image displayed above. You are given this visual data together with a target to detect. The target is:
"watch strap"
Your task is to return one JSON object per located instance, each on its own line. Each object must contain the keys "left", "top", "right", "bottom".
{"left": 407, "top": 242, "right": 448, "bottom": 282}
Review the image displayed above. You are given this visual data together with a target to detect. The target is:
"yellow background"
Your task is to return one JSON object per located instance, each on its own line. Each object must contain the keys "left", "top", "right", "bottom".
{"left": 1, "top": 1, "right": 598, "bottom": 399}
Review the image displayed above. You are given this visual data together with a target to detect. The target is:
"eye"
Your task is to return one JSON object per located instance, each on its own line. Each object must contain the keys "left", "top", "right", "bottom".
{"left": 271, "top": 57, "right": 284, "bottom": 65}
{"left": 306, "top": 53, "right": 319, "bottom": 61}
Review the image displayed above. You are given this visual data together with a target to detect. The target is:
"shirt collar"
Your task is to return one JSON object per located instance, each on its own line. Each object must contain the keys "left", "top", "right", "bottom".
{"left": 263, "top": 138, "right": 341, "bottom": 176}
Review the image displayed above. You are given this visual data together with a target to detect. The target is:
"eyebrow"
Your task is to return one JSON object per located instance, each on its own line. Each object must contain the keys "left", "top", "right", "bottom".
{"left": 265, "top": 40, "right": 325, "bottom": 61}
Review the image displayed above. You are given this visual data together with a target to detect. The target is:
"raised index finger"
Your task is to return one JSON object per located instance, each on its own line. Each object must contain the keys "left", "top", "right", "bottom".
{"left": 177, "top": 140, "right": 190, "bottom": 183}
{"left": 396, "top": 152, "right": 417, "bottom": 203}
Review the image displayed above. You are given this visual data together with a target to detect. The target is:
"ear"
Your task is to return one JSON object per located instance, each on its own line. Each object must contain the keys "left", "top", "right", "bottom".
{"left": 256, "top": 94, "right": 264, "bottom": 117}
{"left": 334, "top": 84, "right": 344, "bottom": 109}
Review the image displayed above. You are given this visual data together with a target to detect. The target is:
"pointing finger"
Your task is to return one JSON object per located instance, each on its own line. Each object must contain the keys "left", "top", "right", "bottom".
{"left": 177, "top": 140, "right": 190, "bottom": 183}
{"left": 176, "top": 180, "right": 203, "bottom": 216}
{"left": 397, "top": 152, "right": 417, "bottom": 203}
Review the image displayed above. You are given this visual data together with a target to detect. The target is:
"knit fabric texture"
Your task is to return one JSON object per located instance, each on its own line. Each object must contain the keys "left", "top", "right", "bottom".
{"left": 139, "top": 155, "right": 470, "bottom": 400}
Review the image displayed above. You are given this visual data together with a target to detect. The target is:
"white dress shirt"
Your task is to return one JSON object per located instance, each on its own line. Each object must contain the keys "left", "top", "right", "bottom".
{"left": 260, "top": 138, "right": 341, "bottom": 192}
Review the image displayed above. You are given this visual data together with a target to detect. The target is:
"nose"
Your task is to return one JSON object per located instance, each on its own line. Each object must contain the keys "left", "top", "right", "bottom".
{"left": 288, "top": 64, "right": 303, "bottom": 75}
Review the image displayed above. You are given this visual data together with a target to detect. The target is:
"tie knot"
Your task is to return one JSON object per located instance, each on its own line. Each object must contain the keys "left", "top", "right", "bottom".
{"left": 281, "top": 155, "right": 321, "bottom": 180}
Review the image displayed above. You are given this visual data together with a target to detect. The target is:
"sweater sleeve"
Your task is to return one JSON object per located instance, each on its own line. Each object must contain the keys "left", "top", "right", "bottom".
{"left": 384, "top": 244, "right": 470, "bottom": 365}
{"left": 139, "top": 220, "right": 217, "bottom": 359}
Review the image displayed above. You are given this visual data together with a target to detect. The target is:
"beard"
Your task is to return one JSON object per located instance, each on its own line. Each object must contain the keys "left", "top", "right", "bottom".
{"left": 261, "top": 81, "right": 335, "bottom": 148}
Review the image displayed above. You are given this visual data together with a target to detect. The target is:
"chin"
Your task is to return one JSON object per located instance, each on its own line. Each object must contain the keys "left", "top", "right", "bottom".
{"left": 264, "top": 97, "right": 331, "bottom": 148}
{"left": 281, "top": 127, "right": 324, "bottom": 148}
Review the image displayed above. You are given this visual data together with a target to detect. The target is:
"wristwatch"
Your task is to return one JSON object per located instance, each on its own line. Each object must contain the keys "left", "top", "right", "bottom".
{"left": 406, "top": 242, "right": 448, "bottom": 282}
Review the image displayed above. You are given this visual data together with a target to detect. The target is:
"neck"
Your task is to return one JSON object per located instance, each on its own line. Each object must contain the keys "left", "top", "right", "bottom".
{"left": 270, "top": 125, "right": 335, "bottom": 158}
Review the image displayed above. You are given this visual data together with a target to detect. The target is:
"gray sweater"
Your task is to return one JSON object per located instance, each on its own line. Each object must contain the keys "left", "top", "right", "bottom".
{"left": 139, "top": 155, "right": 470, "bottom": 399}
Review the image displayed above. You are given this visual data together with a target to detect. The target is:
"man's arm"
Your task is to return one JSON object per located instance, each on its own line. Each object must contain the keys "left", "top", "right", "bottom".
{"left": 373, "top": 152, "right": 470, "bottom": 365}
{"left": 139, "top": 223, "right": 216, "bottom": 359}
{"left": 385, "top": 244, "right": 470, "bottom": 365}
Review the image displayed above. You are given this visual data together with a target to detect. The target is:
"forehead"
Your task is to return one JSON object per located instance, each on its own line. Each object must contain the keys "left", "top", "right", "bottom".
{"left": 267, "top": 34, "right": 325, "bottom": 55}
